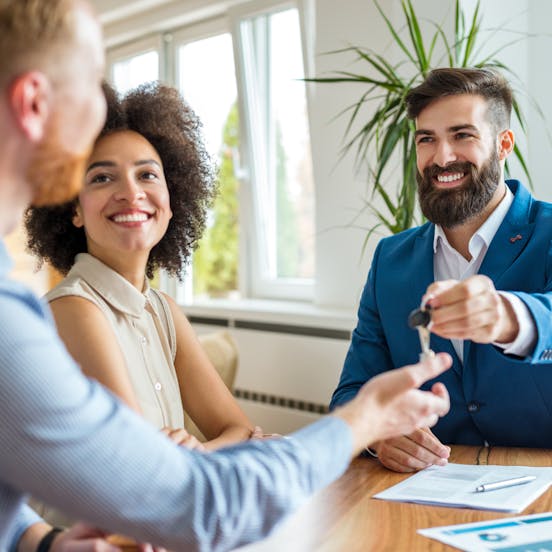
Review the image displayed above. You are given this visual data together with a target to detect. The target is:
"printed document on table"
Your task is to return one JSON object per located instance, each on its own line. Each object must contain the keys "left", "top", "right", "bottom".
{"left": 418, "top": 512, "right": 552, "bottom": 551}
{"left": 373, "top": 463, "right": 552, "bottom": 513}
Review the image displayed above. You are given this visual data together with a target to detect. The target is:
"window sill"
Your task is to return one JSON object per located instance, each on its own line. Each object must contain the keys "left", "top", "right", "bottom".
{"left": 180, "top": 297, "right": 356, "bottom": 332}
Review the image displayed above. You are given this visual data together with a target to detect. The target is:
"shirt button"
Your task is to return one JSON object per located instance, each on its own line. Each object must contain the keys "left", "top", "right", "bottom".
{"left": 140, "top": 336, "right": 147, "bottom": 344}
{"left": 467, "top": 401, "right": 480, "bottom": 413}
{"left": 154, "top": 382, "right": 162, "bottom": 391}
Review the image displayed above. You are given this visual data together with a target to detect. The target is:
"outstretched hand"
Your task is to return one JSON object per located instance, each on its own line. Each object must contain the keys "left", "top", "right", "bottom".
{"left": 334, "top": 353, "right": 451, "bottom": 457}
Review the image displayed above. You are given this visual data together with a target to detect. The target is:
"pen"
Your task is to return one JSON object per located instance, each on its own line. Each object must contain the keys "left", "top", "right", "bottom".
{"left": 474, "top": 475, "right": 537, "bottom": 493}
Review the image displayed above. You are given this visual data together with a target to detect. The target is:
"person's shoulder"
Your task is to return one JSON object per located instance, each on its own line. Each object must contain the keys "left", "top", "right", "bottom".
{"left": 0, "top": 277, "right": 57, "bottom": 350}
{"left": 509, "top": 179, "right": 552, "bottom": 216}
{"left": 376, "top": 222, "right": 433, "bottom": 255}
{"left": 46, "top": 268, "right": 103, "bottom": 312}
{"left": 0, "top": 275, "right": 50, "bottom": 320}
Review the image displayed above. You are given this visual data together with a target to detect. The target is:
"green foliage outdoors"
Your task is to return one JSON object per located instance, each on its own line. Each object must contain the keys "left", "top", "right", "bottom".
{"left": 308, "top": 0, "right": 534, "bottom": 251}
{"left": 193, "top": 102, "right": 239, "bottom": 297}
{"left": 276, "top": 124, "right": 301, "bottom": 278}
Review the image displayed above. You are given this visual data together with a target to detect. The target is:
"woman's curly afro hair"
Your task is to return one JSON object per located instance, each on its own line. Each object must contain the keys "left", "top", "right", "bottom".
{"left": 25, "top": 81, "right": 217, "bottom": 280}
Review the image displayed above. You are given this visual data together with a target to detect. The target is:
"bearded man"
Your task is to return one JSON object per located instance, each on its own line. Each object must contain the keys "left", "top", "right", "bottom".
{"left": 331, "top": 67, "right": 552, "bottom": 473}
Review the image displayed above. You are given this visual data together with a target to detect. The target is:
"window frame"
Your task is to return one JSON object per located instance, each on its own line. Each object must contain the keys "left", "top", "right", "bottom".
{"left": 104, "top": 0, "right": 315, "bottom": 303}
{"left": 230, "top": 0, "right": 315, "bottom": 301}
{"left": 106, "top": 34, "right": 165, "bottom": 85}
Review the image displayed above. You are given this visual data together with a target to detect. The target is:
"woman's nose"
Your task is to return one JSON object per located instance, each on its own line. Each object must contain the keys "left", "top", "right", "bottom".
{"left": 113, "top": 176, "right": 145, "bottom": 201}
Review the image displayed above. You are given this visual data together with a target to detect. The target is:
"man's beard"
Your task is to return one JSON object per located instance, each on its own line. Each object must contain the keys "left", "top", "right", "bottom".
{"left": 26, "top": 119, "right": 90, "bottom": 207}
{"left": 416, "top": 150, "right": 502, "bottom": 228}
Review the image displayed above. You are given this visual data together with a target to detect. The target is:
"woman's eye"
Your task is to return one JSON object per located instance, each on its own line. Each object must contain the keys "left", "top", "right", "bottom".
{"left": 89, "top": 173, "right": 111, "bottom": 184}
{"left": 141, "top": 171, "right": 158, "bottom": 181}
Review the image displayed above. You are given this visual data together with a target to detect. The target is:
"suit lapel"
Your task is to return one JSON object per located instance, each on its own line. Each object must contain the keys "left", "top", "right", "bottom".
{"left": 464, "top": 180, "right": 534, "bottom": 362}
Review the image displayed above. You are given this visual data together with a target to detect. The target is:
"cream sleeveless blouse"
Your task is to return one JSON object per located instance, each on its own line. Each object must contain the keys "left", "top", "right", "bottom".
{"left": 47, "top": 253, "right": 184, "bottom": 430}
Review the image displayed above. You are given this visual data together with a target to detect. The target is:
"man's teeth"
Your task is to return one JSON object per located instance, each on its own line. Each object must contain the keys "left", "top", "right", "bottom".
{"left": 437, "top": 172, "right": 464, "bottom": 183}
{"left": 112, "top": 213, "right": 149, "bottom": 223}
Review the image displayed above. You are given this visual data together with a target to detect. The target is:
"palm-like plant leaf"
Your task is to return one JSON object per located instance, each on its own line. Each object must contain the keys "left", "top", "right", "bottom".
{"left": 308, "top": 0, "right": 536, "bottom": 247}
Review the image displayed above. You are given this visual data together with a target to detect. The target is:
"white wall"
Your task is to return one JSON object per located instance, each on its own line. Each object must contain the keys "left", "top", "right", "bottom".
{"left": 308, "top": 0, "right": 454, "bottom": 309}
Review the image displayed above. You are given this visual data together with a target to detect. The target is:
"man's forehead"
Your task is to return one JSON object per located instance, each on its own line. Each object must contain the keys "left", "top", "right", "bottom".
{"left": 415, "top": 94, "right": 489, "bottom": 130}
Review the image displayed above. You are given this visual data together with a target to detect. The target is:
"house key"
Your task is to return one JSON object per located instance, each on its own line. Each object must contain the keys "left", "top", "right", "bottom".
{"left": 407, "top": 303, "right": 435, "bottom": 361}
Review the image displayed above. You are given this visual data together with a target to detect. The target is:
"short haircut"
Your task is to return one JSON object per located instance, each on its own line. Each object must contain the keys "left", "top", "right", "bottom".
{"left": 405, "top": 67, "right": 513, "bottom": 132}
{"left": 0, "top": 0, "right": 75, "bottom": 86}
{"left": 25, "top": 81, "right": 217, "bottom": 280}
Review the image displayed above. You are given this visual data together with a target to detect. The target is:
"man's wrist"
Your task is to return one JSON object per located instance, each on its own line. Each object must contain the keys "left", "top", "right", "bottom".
{"left": 496, "top": 293, "right": 519, "bottom": 344}
{"left": 331, "top": 409, "right": 376, "bottom": 459}
{"left": 36, "top": 527, "right": 63, "bottom": 552}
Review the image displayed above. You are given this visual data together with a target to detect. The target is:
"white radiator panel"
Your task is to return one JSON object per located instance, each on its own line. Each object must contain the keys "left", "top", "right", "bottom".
{"left": 237, "top": 400, "right": 322, "bottom": 435}
{"left": 193, "top": 323, "right": 350, "bottom": 432}
{"left": 232, "top": 327, "right": 348, "bottom": 405}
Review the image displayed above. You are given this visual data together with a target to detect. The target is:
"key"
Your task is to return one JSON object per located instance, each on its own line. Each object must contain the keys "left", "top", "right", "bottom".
{"left": 408, "top": 305, "right": 435, "bottom": 361}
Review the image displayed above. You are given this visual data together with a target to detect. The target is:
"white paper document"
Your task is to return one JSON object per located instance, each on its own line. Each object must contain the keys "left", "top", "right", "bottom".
{"left": 419, "top": 512, "right": 552, "bottom": 551}
{"left": 373, "top": 463, "right": 552, "bottom": 513}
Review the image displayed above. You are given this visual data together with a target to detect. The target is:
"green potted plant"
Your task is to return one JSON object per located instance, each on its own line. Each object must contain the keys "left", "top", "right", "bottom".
{"left": 309, "top": 0, "right": 532, "bottom": 249}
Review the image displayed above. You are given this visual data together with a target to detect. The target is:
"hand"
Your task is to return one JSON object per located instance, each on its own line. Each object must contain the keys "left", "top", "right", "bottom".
{"left": 250, "top": 425, "right": 264, "bottom": 439}
{"left": 424, "top": 275, "right": 519, "bottom": 344}
{"left": 107, "top": 533, "right": 169, "bottom": 552}
{"left": 161, "top": 427, "right": 206, "bottom": 451}
{"left": 334, "top": 353, "right": 451, "bottom": 457}
{"left": 50, "top": 523, "right": 120, "bottom": 551}
{"left": 374, "top": 427, "right": 450, "bottom": 473}
{"left": 250, "top": 426, "right": 282, "bottom": 439}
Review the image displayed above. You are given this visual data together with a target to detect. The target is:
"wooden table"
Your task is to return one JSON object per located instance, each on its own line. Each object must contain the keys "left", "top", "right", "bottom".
{"left": 237, "top": 446, "right": 552, "bottom": 551}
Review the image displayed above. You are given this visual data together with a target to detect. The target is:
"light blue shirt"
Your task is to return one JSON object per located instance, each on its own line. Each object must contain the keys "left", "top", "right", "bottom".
{"left": 0, "top": 241, "right": 352, "bottom": 551}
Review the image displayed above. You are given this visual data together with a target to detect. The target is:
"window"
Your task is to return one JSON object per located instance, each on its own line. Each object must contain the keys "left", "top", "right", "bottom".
{"left": 105, "top": 2, "right": 314, "bottom": 302}
{"left": 236, "top": 5, "right": 315, "bottom": 299}
{"left": 176, "top": 29, "right": 240, "bottom": 300}
{"left": 111, "top": 50, "right": 159, "bottom": 94}
{"left": 107, "top": 37, "right": 161, "bottom": 93}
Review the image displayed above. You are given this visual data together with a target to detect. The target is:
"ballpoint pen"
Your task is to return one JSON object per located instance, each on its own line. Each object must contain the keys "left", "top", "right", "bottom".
{"left": 474, "top": 475, "right": 537, "bottom": 493}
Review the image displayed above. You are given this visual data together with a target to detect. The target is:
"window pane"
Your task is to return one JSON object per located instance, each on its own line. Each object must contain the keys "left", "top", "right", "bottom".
{"left": 178, "top": 34, "right": 240, "bottom": 299}
{"left": 240, "top": 8, "right": 315, "bottom": 285}
{"left": 111, "top": 50, "right": 159, "bottom": 94}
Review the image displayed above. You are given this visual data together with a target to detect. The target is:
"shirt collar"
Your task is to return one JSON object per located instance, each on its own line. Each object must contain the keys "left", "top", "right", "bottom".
{"left": 433, "top": 184, "right": 514, "bottom": 253}
{"left": 69, "top": 253, "right": 150, "bottom": 317}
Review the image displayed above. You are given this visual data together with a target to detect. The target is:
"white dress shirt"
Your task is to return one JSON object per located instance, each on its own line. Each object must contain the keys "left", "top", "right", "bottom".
{"left": 433, "top": 184, "right": 536, "bottom": 362}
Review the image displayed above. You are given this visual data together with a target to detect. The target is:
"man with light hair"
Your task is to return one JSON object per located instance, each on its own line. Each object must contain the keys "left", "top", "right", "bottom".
{"left": 0, "top": 1, "right": 451, "bottom": 551}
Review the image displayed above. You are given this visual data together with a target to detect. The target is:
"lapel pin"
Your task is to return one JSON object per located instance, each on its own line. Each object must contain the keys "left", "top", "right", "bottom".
{"left": 509, "top": 234, "right": 522, "bottom": 243}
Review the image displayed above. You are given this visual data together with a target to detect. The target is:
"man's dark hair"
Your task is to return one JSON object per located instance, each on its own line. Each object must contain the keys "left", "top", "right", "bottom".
{"left": 406, "top": 67, "right": 513, "bottom": 132}
{"left": 25, "top": 81, "right": 216, "bottom": 280}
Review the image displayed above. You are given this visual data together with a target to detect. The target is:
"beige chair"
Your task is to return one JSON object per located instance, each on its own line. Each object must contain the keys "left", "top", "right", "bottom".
{"left": 184, "top": 330, "right": 239, "bottom": 441}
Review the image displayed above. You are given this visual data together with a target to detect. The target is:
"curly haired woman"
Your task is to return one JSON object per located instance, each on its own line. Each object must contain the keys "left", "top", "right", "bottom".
{"left": 26, "top": 82, "right": 256, "bottom": 453}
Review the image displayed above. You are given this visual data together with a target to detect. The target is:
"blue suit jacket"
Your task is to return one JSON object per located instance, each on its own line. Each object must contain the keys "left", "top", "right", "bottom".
{"left": 331, "top": 180, "right": 552, "bottom": 447}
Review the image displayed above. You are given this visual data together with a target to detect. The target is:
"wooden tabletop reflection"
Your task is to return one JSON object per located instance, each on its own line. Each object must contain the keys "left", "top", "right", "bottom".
{"left": 237, "top": 446, "right": 552, "bottom": 552}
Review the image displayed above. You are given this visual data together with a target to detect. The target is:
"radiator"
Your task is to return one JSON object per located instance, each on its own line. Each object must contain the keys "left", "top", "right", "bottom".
{"left": 192, "top": 318, "right": 351, "bottom": 435}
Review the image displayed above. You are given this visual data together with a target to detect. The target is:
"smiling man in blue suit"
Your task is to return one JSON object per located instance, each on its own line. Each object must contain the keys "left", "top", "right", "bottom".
{"left": 330, "top": 67, "right": 552, "bottom": 473}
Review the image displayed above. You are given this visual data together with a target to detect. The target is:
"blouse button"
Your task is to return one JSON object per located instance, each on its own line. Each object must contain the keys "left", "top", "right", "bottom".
{"left": 154, "top": 382, "right": 162, "bottom": 391}
{"left": 140, "top": 336, "right": 147, "bottom": 344}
